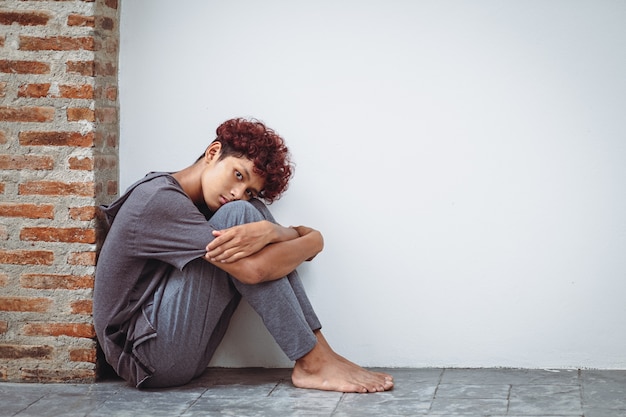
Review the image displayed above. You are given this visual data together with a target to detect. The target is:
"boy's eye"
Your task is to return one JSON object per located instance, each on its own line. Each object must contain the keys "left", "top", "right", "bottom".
{"left": 235, "top": 171, "right": 243, "bottom": 180}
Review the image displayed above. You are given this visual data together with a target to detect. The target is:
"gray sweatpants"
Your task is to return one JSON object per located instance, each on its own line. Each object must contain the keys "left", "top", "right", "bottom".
{"left": 138, "top": 200, "right": 321, "bottom": 388}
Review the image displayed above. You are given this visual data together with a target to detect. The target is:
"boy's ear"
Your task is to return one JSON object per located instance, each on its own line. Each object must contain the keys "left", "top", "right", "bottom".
{"left": 204, "top": 141, "right": 222, "bottom": 162}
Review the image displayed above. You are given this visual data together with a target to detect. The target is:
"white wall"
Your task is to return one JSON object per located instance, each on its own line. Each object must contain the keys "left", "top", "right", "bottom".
{"left": 119, "top": 1, "right": 626, "bottom": 369}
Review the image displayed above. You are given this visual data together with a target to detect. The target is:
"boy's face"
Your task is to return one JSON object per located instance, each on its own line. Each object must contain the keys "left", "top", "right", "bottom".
{"left": 200, "top": 149, "right": 265, "bottom": 212}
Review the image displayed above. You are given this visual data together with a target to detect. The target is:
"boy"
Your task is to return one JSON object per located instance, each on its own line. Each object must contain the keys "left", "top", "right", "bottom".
{"left": 94, "top": 118, "right": 394, "bottom": 393}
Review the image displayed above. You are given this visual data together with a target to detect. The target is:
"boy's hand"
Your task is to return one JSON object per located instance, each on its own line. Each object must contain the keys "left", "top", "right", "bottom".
{"left": 205, "top": 221, "right": 275, "bottom": 263}
{"left": 291, "top": 225, "right": 323, "bottom": 261}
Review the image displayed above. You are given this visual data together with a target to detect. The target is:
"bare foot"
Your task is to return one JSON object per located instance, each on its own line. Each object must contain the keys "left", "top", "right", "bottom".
{"left": 291, "top": 331, "right": 394, "bottom": 393}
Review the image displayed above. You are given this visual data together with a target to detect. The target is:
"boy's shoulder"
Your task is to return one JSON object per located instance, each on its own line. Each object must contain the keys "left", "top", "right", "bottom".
{"left": 101, "top": 172, "right": 179, "bottom": 227}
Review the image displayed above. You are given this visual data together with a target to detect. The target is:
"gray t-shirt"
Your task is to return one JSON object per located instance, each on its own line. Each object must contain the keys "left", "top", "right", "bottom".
{"left": 94, "top": 172, "right": 216, "bottom": 385}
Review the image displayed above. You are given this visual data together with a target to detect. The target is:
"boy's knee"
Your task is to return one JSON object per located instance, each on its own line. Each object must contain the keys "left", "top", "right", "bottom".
{"left": 210, "top": 200, "right": 264, "bottom": 229}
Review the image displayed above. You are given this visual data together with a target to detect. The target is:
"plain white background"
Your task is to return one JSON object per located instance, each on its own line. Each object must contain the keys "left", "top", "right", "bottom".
{"left": 119, "top": 1, "right": 626, "bottom": 369}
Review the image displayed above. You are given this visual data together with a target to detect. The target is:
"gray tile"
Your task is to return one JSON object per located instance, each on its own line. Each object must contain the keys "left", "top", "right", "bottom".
{"left": 429, "top": 397, "right": 509, "bottom": 415}
{"left": 383, "top": 382, "right": 437, "bottom": 400}
{"left": 13, "top": 392, "right": 112, "bottom": 417}
{"left": 381, "top": 367, "right": 443, "bottom": 384}
{"left": 193, "top": 368, "right": 288, "bottom": 399}
{"left": 581, "top": 369, "right": 626, "bottom": 385}
{"left": 508, "top": 384, "right": 583, "bottom": 415}
{"left": 209, "top": 367, "right": 292, "bottom": 384}
{"left": 6, "top": 383, "right": 123, "bottom": 417}
{"left": 583, "top": 409, "right": 626, "bottom": 417}
{"left": 441, "top": 368, "right": 579, "bottom": 385}
{"left": 0, "top": 368, "right": 622, "bottom": 417}
{"left": 0, "top": 391, "right": 46, "bottom": 417}
{"left": 182, "top": 396, "right": 335, "bottom": 417}
{"left": 435, "top": 383, "right": 510, "bottom": 399}
{"left": 198, "top": 383, "right": 277, "bottom": 398}
{"left": 334, "top": 395, "right": 431, "bottom": 416}
{"left": 581, "top": 369, "right": 626, "bottom": 410}
{"left": 583, "top": 383, "right": 626, "bottom": 410}
{"left": 91, "top": 389, "right": 201, "bottom": 417}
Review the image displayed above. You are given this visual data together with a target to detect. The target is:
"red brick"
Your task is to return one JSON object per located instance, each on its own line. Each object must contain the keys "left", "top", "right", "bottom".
{"left": 19, "top": 181, "right": 95, "bottom": 197}
{"left": 69, "top": 348, "right": 96, "bottom": 363}
{"left": 66, "top": 61, "right": 94, "bottom": 76}
{"left": 94, "top": 61, "right": 116, "bottom": 76}
{"left": 94, "top": 155, "right": 117, "bottom": 170}
{"left": 18, "top": 83, "right": 50, "bottom": 98}
{"left": 95, "top": 107, "right": 117, "bottom": 123}
{"left": 102, "top": 37, "right": 119, "bottom": 55}
{"left": 0, "top": 344, "right": 53, "bottom": 359}
{"left": 104, "top": 85, "right": 117, "bottom": 101}
{"left": 70, "top": 300, "right": 92, "bottom": 315}
{"left": 107, "top": 181, "right": 118, "bottom": 195}
{"left": 19, "top": 36, "right": 95, "bottom": 51}
{"left": 0, "top": 321, "right": 7, "bottom": 334}
{"left": 0, "top": 155, "right": 54, "bottom": 170}
{"left": 68, "top": 206, "right": 96, "bottom": 221}
{"left": 68, "top": 156, "right": 93, "bottom": 170}
{"left": 0, "top": 106, "right": 54, "bottom": 122}
{"left": 0, "top": 60, "right": 50, "bottom": 74}
{"left": 105, "top": 0, "right": 118, "bottom": 9}
{"left": 0, "top": 250, "right": 54, "bottom": 265}
{"left": 0, "top": 203, "right": 54, "bottom": 219}
{"left": 67, "top": 107, "right": 94, "bottom": 122}
{"left": 67, "top": 251, "right": 96, "bottom": 266}
{"left": 59, "top": 84, "right": 93, "bottom": 99}
{"left": 0, "top": 11, "right": 50, "bottom": 26}
{"left": 20, "top": 227, "right": 96, "bottom": 244}
{"left": 20, "top": 368, "right": 95, "bottom": 383}
{"left": 0, "top": 82, "right": 6, "bottom": 98}
{"left": 21, "top": 274, "right": 94, "bottom": 290}
{"left": 20, "top": 131, "right": 94, "bottom": 147}
{"left": 22, "top": 322, "right": 95, "bottom": 338}
{"left": 0, "top": 274, "right": 7, "bottom": 286}
{"left": 97, "top": 16, "right": 114, "bottom": 31}
{"left": 67, "top": 14, "right": 94, "bottom": 27}
{"left": 0, "top": 297, "right": 52, "bottom": 312}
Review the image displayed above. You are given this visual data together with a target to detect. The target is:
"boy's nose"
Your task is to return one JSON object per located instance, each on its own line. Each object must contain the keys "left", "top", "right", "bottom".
{"left": 231, "top": 185, "right": 245, "bottom": 200}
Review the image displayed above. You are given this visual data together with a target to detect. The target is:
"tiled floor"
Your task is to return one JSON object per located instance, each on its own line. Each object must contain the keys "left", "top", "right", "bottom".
{"left": 1, "top": 368, "right": 625, "bottom": 416}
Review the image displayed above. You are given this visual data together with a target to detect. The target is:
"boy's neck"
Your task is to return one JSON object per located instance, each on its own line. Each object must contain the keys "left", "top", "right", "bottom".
{"left": 172, "top": 162, "right": 203, "bottom": 204}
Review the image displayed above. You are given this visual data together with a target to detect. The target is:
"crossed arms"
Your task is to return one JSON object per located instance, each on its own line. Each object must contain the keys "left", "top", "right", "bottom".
{"left": 203, "top": 221, "right": 323, "bottom": 285}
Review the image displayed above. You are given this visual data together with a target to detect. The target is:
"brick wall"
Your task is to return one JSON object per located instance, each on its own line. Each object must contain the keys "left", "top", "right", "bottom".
{"left": 0, "top": 0, "right": 120, "bottom": 383}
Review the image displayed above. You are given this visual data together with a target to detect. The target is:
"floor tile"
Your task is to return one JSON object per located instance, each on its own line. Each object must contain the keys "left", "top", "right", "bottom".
{"left": 508, "top": 384, "right": 582, "bottom": 415}
{"left": 429, "top": 397, "right": 509, "bottom": 415}
{"left": 182, "top": 396, "right": 335, "bottom": 417}
{"left": 0, "top": 368, "right": 623, "bottom": 416}
{"left": 334, "top": 395, "right": 431, "bottom": 416}
{"left": 441, "top": 368, "right": 579, "bottom": 385}
{"left": 435, "top": 383, "right": 510, "bottom": 399}
{"left": 91, "top": 389, "right": 201, "bottom": 417}
{"left": 583, "top": 409, "right": 626, "bottom": 417}
{"left": 0, "top": 392, "right": 46, "bottom": 417}
{"left": 581, "top": 369, "right": 626, "bottom": 410}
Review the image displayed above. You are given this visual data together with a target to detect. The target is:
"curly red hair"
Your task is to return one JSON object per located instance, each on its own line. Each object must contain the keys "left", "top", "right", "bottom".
{"left": 210, "top": 118, "right": 294, "bottom": 203}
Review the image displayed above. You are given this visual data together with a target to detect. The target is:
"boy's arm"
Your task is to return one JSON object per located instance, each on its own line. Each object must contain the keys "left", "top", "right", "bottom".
{"left": 203, "top": 224, "right": 323, "bottom": 285}
{"left": 206, "top": 220, "right": 296, "bottom": 263}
